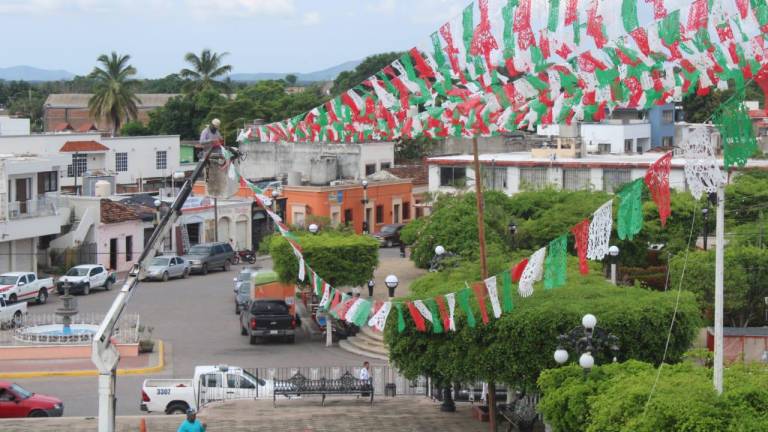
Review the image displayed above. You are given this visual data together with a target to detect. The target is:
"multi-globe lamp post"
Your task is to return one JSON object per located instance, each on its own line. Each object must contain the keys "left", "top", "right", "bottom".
{"left": 308, "top": 223, "right": 319, "bottom": 234}
{"left": 554, "top": 314, "right": 620, "bottom": 375}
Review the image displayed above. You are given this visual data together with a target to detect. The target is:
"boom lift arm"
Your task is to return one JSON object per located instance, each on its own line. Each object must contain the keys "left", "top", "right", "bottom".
{"left": 91, "top": 145, "right": 227, "bottom": 432}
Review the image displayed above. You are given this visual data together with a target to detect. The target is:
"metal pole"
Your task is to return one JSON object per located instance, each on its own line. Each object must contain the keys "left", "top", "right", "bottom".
{"left": 214, "top": 197, "right": 219, "bottom": 242}
{"left": 610, "top": 263, "right": 617, "bottom": 286}
{"left": 326, "top": 315, "right": 333, "bottom": 347}
{"left": 472, "top": 137, "right": 495, "bottom": 431}
{"left": 703, "top": 209, "right": 709, "bottom": 251}
{"left": 713, "top": 185, "right": 725, "bottom": 394}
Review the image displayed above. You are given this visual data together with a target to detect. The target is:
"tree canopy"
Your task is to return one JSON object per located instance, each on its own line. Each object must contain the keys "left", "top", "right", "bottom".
{"left": 87, "top": 52, "right": 140, "bottom": 136}
{"left": 330, "top": 52, "right": 404, "bottom": 95}
{"left": 180, "top": 49, "right": 232, "bottom": 92}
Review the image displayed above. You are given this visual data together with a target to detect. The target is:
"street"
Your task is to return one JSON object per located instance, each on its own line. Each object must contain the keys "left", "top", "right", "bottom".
{"left": 10, "top": 248, "right": 417, "bottom": 417}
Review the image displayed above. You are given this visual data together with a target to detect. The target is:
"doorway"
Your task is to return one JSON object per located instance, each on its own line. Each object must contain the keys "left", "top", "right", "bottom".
{"left": 15, "top": 178, "right": 30, "bottom": 214}
{"left": 109, "top": 238, "right": 118, "bottom": 270}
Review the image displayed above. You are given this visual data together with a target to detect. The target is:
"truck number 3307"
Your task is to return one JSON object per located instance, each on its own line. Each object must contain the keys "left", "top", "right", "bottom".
{"left": 156, "top": 388, "right": 171, "bottom": 395}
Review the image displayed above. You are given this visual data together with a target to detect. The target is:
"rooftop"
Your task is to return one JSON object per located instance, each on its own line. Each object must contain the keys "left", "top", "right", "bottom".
{"left": 385, "top": 164, "right": 428, "bottom": 186}
{"left": 60, "top": 140, "right": 109, "bottom": 152}
{"left": 45, "top": 93, "right": 181, "bottom": 109}
{"left": 100, "top": 199, "right": 141, "bottom": 224}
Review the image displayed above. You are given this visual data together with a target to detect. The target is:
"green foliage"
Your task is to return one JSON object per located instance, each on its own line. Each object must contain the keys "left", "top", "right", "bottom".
{"left": 88, "top": 52, "right": 140, "bottom": 135}
{"left": 180, "top": 49, "right": 232, "bottom": 92}
{"left": 538, "top": 361, "right": 768, "bottom": 432}
{"left": 395, "top": 136, "right": 438, "bottom": 163}
{"left": 147, "top": 89, "right": 226, "bottom": 140}
{"left": 682, "top": 80, "right": 763, "bottom": 124}
{"left": 386, "top": 259, "right": 700, "bottom": 391}
{"left": 284, "top": 74, "right": 298, "bottom": 85}
{"left": 120, "top": 121, "right": 151, "bottom": 136}
{"left": 269, "top": 232, "right": 378, "bottom": 287}
{"left": 331, "top": 52, "right": 404, "bottom": 95}
{"left": 669, "top": 246, "right": 768, "bottom": 326}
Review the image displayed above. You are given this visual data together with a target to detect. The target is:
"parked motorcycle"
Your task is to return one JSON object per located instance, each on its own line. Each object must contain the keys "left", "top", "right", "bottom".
{"left": 232, "top": 249, "right": 257, "bottom": 265}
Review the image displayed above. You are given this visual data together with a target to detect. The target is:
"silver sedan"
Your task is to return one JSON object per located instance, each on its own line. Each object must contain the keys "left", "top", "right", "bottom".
{"left": 143, "top": 256, "right": 190, "bottom": 282}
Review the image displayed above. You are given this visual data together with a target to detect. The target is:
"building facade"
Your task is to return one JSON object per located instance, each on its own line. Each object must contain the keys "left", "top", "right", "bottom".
{"left": 43, "top": 94, "right": 179, "bottom": 133}
{"left": 0, "top": 116, "right": 30, "bottom": 136}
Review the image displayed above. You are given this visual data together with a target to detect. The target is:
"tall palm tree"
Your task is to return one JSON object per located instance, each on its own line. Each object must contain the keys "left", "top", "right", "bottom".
{"left": 88, "top": 52, "right": 140, "bottom": 136}
{"left": 180, "top": 49, "right": 232, "bottom": 92}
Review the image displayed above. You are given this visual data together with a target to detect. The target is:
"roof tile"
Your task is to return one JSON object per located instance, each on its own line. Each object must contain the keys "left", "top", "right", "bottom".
{"left": 59, "top": 140, "right": 109, "bottom": 152}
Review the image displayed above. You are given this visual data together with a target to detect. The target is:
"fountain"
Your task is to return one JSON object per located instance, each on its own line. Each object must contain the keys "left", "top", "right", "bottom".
{"left": 56, "top": 284, "right": 79, "bottom": 335}
{"left": 12, "top": 284, "right": 99, "bottom": 344}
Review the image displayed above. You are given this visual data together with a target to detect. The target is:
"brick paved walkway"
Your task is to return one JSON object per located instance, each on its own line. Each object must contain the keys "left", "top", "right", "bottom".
{"left": 0, "top": 397, "right": 489, "bottom": 432}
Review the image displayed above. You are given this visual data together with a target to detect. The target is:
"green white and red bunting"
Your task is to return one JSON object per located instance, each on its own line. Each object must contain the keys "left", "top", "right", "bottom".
{"left": 251, "top": 0, "right": 768, "bottom": 159}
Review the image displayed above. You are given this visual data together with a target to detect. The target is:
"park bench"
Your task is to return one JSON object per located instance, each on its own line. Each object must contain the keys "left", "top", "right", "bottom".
{"left": 272, "top": 371, "right": 373, "bottom": 407}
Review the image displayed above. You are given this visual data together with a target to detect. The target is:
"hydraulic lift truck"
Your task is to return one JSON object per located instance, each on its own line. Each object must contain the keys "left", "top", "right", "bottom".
{"left": 90, "top": 143, "right": 242, "bottom": 432}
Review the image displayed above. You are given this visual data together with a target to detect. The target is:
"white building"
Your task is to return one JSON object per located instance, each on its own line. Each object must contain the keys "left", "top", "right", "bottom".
{"left": 0, "top": 132, "right": 182, "bottom": 193}
{"left": 0, "top": 116, "right": 30, "bottom": 136}
{"left": 0, "top": 153, "right": 70, "bottom": 272}
{"left": 538, "top": 120, "right": 652, "bottom": 155}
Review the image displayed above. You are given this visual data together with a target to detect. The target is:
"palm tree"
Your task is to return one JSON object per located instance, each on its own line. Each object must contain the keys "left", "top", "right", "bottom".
{"left": 88, "top": 52, "right": 140, "bottom": 136}
{"left": 180, "top": 49, "right": 232, "bottom": 92}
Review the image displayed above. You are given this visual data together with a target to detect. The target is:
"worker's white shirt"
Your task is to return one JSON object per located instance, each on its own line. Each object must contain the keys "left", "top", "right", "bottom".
{"left": 360, "top": 367, "right": 370, "bottom": 381}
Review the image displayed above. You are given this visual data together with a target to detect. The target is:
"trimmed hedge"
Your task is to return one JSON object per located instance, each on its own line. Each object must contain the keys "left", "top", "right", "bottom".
{"left": 269, "top": 232, "right": 379, "bottom": 287}
{"left": 538, "top": 360, "right": 768, "bottom": 432}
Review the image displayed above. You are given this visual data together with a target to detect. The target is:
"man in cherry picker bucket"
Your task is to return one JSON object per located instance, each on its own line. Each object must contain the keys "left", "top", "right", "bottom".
{"left": 199, "top": 118, "right": 224, "bottom": 150}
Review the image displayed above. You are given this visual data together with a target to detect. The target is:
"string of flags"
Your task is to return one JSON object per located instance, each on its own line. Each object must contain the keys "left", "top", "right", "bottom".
{"left": 242, "top": 0, "right": 768, "bottom": 144}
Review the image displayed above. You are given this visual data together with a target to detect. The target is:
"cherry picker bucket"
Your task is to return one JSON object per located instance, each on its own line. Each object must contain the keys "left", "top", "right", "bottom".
{"left": 205, "top": 144, "right": 243, "bottom": 199}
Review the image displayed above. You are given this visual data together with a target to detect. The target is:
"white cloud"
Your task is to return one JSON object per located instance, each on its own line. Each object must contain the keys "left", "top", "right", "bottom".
{"left": 186, "top": 0, "right": 296, "bottom": 17}
{"left": 301, "top": 11, "right": 321, "bottom": 26}
{"left": 369, "top": 0, "right": 396, "bottom": 13}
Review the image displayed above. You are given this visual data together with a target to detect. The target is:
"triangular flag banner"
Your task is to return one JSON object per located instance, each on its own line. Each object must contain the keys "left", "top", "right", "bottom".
{"left": 544, "top": 235, "right": 568, "bottom": 289}
{"left": 472, "top": 282, "right": 490, "bottom": 325}
{"left": 331, "top": 296, "right": 354, "bottom": 320}
{"left": 519, "top": 247, "right": 546, "bottom": 297}
{"left": 313, "top": 273, "right": 323, "bottom": 296}
{"left": 294, "top": 249, "right": 305, "bottom": 281}
{"left": 407, "top": 301, "right": 427, "bottom": 332}
{"left": 456, "top": 288, "right": 477, "bottom": 328}
{"left": 395, "top": 302, "right": 406, "bottom": 333}
{"left": 500, "top": 270, "right": 514, "bottom": 313}
{"left": 368, "top": 302, "right": 392, "bottom": 332}
{"left": 435, "top": 295, "right": 451, "bottom": 331}
{"left": 715, "top": 99, "right": 757, "bottom": 169}
{"left": 345, "top": 298, "right": 365, "bottom": 323}
{"left": 571, "top": 219, "right": 590, "bottom": 275}
{"left": 423, "top": 299, "right": 444, "bottom": 334}
{"left": 681, "top": 127, "right": 724, "bottom": 200}
{"left": 644, "top": 152, "right": 672, "bottom": 227}
{"left": 484, "top": 276, "right": 502, "bottom": 319}
{"left": 350, "top": 299, "right": 373, "bottom": 327}
{"left": 587, "top": 200, "right": 613, "bottom": 260}
{"left": 617, "top": 178, "right": 645, "bottom": 240}
{"left": 445, "top": 293, "right": 457, "bottom": 331}
{"left": 330, "top": 289, "right": 342, "bottom": 310}
{"left": 319, "top": 284, "right": 331, "bottom": 310}
{"left": 511, "top": 258, "right": 528, "bottom": 282}
{"left": 413, "top": 300, "right": 434, "bottom": 323}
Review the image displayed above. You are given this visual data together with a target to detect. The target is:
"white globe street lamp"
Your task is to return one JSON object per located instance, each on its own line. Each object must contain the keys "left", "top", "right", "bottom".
{"left": 579, "top": 352, "right": 595, "bottom": 370}
{"left": 384, "top": 274, "right": 399, "bottom": 298}
{"left": 582, "top": 314, "right": 597, "bottom": 330}
{"left": 308, "top": 223, "right": 319, "bottom": 234}
{"left": 554, "top": 349, "right": 569, "bottom": 365}
{"left": 608, "top": 245, "right": 620, "bottom": 285}
{"left": 435, "top": 245, "right": 446, "bottom": 256}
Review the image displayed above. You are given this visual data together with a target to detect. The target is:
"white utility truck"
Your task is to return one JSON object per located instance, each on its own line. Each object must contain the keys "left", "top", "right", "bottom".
{"left": 0, "top": 272, "right": 54, "bottom": 304}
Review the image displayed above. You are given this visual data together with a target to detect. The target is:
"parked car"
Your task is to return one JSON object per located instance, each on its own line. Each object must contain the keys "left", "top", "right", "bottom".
{"left": 372, "top": 223, "right": 405, "bottom": 247}
{"left": 182, "top": 242, "right": 235, "bottom": 275}
{"left": 0, "top": 297, "right": 26, "bottom": 328}
{"left": 0, "top": 272, "right": 54, "bottom": 304}
{"left": 141, "top": 365, "right": 265, "bottom": 414}
{"left": 0, "top": 382, "right": 63, "bottom": 417}
{"left": 56, "top": 264, "right": 116, "bottom": 295}
{"left": 240, "top": 299, "right": 297, "bottom": 344}
{"left": 144, "top": 256, "right": 190, "bottom": 281}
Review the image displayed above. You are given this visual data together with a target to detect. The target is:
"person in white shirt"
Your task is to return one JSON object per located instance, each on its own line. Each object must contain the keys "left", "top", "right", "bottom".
{"left": 359, "top": 361, "right": 370, "bottom": 382}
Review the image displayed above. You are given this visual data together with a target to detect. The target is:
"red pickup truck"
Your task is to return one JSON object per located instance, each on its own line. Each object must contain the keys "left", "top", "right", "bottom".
{"left": 0, "top": 382, "right": 63, "bottom": 417}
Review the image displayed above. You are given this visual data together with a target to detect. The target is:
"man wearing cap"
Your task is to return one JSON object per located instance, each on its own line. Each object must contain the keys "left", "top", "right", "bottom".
{"left": 199, "top": 118, "right": 224, "bottom": 149}
{"left": 177, "top": 408, "right": 206, "bottom": 432}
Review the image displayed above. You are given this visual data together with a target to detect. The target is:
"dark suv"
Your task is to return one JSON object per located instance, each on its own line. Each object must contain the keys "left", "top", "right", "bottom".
{"left": 372, "top": 224, "right": 405, "bottom": 247}
{"left": 182, "top": 242, "right": 235, "bottom": 275}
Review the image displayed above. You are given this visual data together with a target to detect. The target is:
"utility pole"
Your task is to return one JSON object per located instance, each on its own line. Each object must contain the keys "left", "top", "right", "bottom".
{"left": 713, "top": 185, "right": 725, "bottom": 394}
{"left": 472, "top": 137, "right": 495, "bottom": 431}
{"left": 213, "top": 197, "right": 219, "bottom": 242}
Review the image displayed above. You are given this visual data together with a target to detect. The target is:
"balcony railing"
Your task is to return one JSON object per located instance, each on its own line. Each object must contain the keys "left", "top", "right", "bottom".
{"left": 7, "top": 196, "right": 58, "bottom": 220}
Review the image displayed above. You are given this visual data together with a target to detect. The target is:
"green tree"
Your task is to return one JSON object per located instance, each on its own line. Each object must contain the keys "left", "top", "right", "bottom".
{"left": 180, "top": 49, "right": 232, "bottom": 92}
{"left": 120, "top": 120, "right": 151, "bottom": 136}
{"left": 284, "top": 74, "right": 298, "bottom": 85}
{"left": 395, "top": 136, "right": 438, "bottom": 163}
{"left": 87, "top": 52, "right": 140, "bottom": 136}
{"left": 147, "top": 88, "right": 225, "bottom": 139}
{"left": 331, "top": 52, "right": 404, "bottom": 95}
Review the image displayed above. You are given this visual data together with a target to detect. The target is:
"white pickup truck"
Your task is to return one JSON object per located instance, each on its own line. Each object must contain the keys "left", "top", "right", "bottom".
{"left": 0, "top": 296, "right": 27, "bottom": 328}
{"left": 0, "top": 272, "right": 55, "bottom": 304}
{"left": 141, "top": 365, "right": 267, "bottom": 414}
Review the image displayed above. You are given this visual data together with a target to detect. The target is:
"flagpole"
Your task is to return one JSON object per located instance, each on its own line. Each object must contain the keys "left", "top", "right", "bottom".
{"left": 472, "top": 136, "right": 496, "bottom": 431}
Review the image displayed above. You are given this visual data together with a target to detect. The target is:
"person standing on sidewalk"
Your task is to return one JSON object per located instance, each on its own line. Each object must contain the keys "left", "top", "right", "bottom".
{"left": 178, "top": 408, "right": 206, "bottom": 432}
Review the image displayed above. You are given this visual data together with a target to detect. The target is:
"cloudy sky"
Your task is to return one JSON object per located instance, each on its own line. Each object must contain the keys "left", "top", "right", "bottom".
{"left": 0, "top": 0, "right": 469, "bottom": 77}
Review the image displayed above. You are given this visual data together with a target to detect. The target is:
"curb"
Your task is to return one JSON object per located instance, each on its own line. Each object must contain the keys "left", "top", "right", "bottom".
{"left": 0, "top": 340, "right": 165, "bottom": 379}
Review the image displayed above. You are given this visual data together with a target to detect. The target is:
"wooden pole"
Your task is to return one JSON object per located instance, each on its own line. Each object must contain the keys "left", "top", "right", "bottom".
{"left": 472, "top": 136, "right": 496, "bottom": 431}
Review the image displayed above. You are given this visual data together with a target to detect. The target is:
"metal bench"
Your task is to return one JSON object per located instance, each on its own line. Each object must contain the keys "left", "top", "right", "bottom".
{"left": 273, "top": 371, "right": 373, "bottom": 407}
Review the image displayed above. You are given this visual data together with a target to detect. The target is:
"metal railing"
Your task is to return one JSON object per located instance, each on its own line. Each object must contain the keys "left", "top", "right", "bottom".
{"left": 7, "top": 196, "right": 58, "bottom": 219}
{"left": 0, "top": 313, "right": 140, "bottom": 345}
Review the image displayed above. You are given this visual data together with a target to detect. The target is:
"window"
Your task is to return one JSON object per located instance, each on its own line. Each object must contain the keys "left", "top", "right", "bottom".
{"left": 344, "top": 208, "right": 353, "bottom": 225}
{"left": 27, "top": 274, "right": 35, "bottom": 283}
{"left": 403, "top": 202, "right": 410, "bottom": 220}
{"left": 662, "top": 109, "right": 674, "bottom": 124}
{"left": 598, "top": 143, "right": 611, "bottom": 154}
{"left": 365, "top": 163, "right": 376, "bottom": 176}
{"left": 125, "top": 236, "right": 133, "bottom": 261}
{"left": 37, "top": 171, "right": 58, "bottom": 193}
{"left": 393, "top": 204, "right": 401, "bottom": 223}
{"left": 67, "top": 154, "right": 88, "bottom": 177}
{"left": 18, "top": 275, "right": 27, "bottom": 284}
{"left": 380, "top": 162, "right": 391, "bottom": 170}
{"left": 156, "top": 151, "right": 167, "bottom": 170}
{"left": 375, "top": 205, "right": 384, "bottom": 224}
{"left": 203, "top": 373, "right": 222, "bottom": 388}
{"left": 519, "top": 168, "right": 548, "bottom": 190}
{"left": 227, "top": 374, "right": 254, "bottom": 389}
{"left": 213, "top": 245, "right": 224, "bottom": 254}
{"left": 439, "top": 166, "right": 467, "bottom": 187}
{"left": 603, "top": 169, "right": 632, "bottom": 193}
{"left": 115, "top": 152, "right": 128, "bottom": 172}
{"left": 483, "top": 167, "right": 507, "bottom": 191}
{"left": 661, "top": 136, "right": 674, "bottom": 147}
{"left": 563, "top": 169, "right": 591, "bottom": 191}
{"left": 624, "top": 139, "right": 634, "bottom": 153}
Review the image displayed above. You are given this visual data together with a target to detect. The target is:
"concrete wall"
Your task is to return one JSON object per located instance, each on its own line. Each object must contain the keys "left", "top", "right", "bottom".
{"left": 97, "top": 220, "right": 147, "bottom": 272}
{"left": 438, "top": 135, "right": 538, "bottom": 155}
{"left": 0, "top": 116, "right": 30, "bottom": 135}
{"left": 0, "top": 239, "right": 37, "bottom": 272}
{"left": 238, "top": 141, "right": 394, "bottom": 182}
{"left": 581, "top": 121, "right": 652, "bottom": 154}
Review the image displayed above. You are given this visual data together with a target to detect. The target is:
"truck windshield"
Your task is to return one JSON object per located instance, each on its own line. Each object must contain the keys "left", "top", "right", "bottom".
{"left": 0, "top": 276, "right": 18, "bottom": 285}
{"left": 251, "top": 301, "right": 288, "bottom": 315}
{"left": 66, "top": 268, "right": 90, "bottom": 276}
{"left": 10, "top": 384, "right": 32, "bottom": 399}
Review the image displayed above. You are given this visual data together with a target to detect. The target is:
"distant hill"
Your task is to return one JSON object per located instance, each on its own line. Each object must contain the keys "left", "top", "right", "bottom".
{"left": 230, "top": 59, "right": 362, "bottom": 83}
{"left": 0, "top": 65, "right": 75, "bottom": 81}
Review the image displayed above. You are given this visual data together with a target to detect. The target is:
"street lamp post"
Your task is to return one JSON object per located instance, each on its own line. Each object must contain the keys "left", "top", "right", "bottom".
{"left": 361, "top": 180, "right": 369, "bottom": 234}
{"left": 508, "top": 221, "right": 517, "bottom": 249}
{"left": 271, "top": 189, "right": 280, "bottom": 216}
{"left": 702, "top": 207, "right": 710, "bottom": 251}
{"left": 554, "top": 314, "right": 620, "bottom": 376}
{"left": 608, "top": 246, "right": 619, "bottom": 286}
{"left": 308, "top": 223, "right": 319, "bottom": 234}
{"left": 384, "top": 274, "right": 398, "bottom": 298}
{"left": 367, "top": 279, "right": 375, "bottom": 298}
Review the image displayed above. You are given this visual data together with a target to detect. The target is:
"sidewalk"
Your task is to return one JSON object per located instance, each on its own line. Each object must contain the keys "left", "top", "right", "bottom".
{"left": 372, "top": 250, "right": 426, "bottom": 300}
{"left": 0, "top": 397, "right": 488, "bottom": 432}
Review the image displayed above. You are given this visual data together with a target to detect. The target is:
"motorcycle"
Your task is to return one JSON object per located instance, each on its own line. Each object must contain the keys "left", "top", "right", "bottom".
{"left": 232, "top": 249, "right": 257, "bottom": 265}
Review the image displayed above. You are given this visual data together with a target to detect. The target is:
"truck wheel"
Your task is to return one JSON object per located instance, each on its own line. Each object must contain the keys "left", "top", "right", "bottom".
{"left": 12, "top": 311, "right": 23, "bottom": 328}
{"left": 104, "top": 280, "right": 112, "bottom": 291}
{"left": 27, "top": 410, "right": 48, "bottom": 417}
{"left": 36, "top": 289, "right": 48, "bottom": 305}
{"left": 223, "top": 260, "right": 231, "bottom": 272}
{"left": 249, "top": 335, "right": 258, "bottom": 345}
{"left": 201, "top": 264, "right": 208, "bottom": 275}
{"left": 83, "top": 283, "right": 90, "bottom": 295}
{"left": 8, "top": 294, "right": 17, "bottom": 303}
{"left": 233, "top": 255, "right": 240, "bottom": 265}
{"left": 162, "top": 272, "right": 169, "bottom": 282}
{"left": 166, "top": 402, "right": 189, "bottom": 415}
{"left": 386, "top": 239, "right": 393, "bottom": 248}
